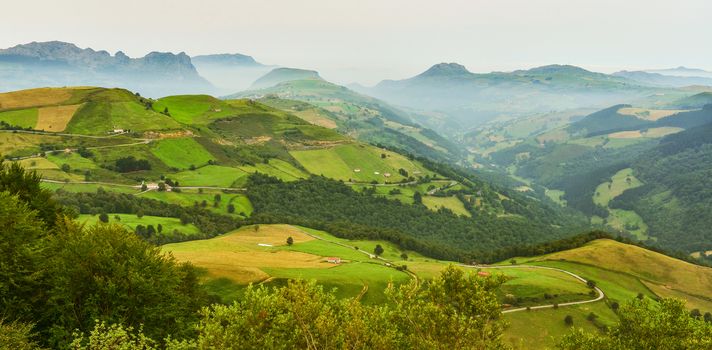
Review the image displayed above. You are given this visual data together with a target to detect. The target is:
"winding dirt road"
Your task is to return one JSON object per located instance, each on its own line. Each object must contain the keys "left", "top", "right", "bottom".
{"left": 461, "top": 264, "right": 605, "bottom": 313}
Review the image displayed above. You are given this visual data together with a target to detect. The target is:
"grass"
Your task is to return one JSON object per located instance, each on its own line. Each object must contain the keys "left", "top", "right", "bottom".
{"left": 165, "top": 224, "right": 411, "bottom": 304}
{"left": 422, "top": 196, "right": 470, "bottom": 217}
{"left": 151, "top": 137, "right": 215, "bottom": 170}
{"left": 593, "top": 168, "right": 648, "bottom": 239}
{"left": 642, "top": 127, "right": 684, "bottom": 138}
{"left": 0, "top": 87, "right": 75, "bottom": 110}
{"left": 607, "top": 209, "right": 649, "bottom": 240}
{"left": 498, "top": 238, "right": 712, "bottom": 348}
{"left": 171, "top": 165, "right": 249, "bottom": 187}
{"left": 291, "top": 143, "right": 432, "bottom": 183}
{"left": 504, "top": 302, "right": 616, "bottom": 350}
{"left": 594, "top": 168, "right": 642, "bottom": 207}
{"left": 66, "top": 89, "right": 181, "bottom": 134}
{"left": 238, "top": 159, "right": 308, "bottom": 182}
{"left": 47, "top": 152, "right": 99, "bottom": 170}
{"left": 139, "top": 190, "right": 253, "bottom": 218}
{"left": 153, "top": 95, "right": 237, "bottom": 124}
{"left": 0, "top": 108, "right": 38, "bottom": 128}
{"left": 530, "top": 239, "right": 712, "bottom": 303}
{"left": 162, "top": 225, "right": 325, "bottom": 285}
{"left": 618, "top": 107, "right": 688, "bottom": 121}
{"left": 35, "top": 104, "right": 81, "bottom": 132}
{"left": 18, "top": 157, "right": 59, "bottom": 170}
{"left": 78, "top": 213, "right": 201, "bottom": 236}
{"left": 41, "top": 182, "right": 140, "bottom": 194}
{"left": 494, "top": 268, "right": 592, "bottom": 307}
{"left": 545, "top": 189, "right": 567, "bottom": 206}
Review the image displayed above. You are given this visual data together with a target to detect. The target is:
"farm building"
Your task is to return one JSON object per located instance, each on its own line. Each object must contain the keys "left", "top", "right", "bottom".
{"left": 326, "top": 257, "right": 342, "bottom": 264}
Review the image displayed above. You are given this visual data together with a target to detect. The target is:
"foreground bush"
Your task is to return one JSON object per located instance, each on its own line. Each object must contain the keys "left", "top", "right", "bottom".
{"left": 558, "top": 298, "right": 712, "bottom": 350}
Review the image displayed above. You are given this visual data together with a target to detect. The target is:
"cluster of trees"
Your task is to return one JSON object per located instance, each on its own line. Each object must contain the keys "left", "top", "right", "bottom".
{"left": 55, "top": 188, "right": 242, "bottom": 243}
{"left": 0, "top": 160, "right": 207, "bottom": 348}
{"left": 558, "top": 298, "right": 712, "bottom": 349}
{"left": 246, "top": 174, "right": 586, "bottom": 263}
{"left": 113, "top": 156, "right": 152, "bottom": 173}
{"left": 81, "top": 267, "right": 503, "bottom": 350}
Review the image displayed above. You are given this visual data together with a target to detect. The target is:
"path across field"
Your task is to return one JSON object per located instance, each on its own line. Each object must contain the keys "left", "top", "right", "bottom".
{"left": 461, "top": 264, "right": 606, "bottom": 313}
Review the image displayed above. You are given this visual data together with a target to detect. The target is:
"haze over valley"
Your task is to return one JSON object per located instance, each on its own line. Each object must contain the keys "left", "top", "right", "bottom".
{"left": 2, "top": 1, "right": 712, "bottom": 349}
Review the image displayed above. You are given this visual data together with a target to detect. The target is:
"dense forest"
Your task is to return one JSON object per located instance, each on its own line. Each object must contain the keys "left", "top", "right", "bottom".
{"left": 611, "top": 122, "right": 712, "bottom": 252}
{"left": 246, "top": 174, "right": 587, "bottom": 263}
{"left": 490, "top": 139, "right": 653, "bottom": 217}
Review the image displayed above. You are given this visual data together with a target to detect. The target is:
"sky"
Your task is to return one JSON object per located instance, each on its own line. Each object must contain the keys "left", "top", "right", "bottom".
{"left": 1, "top": 0, "right": 710, "bottom": 85}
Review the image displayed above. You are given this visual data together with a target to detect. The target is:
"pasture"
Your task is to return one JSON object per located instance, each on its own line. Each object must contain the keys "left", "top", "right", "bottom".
{"left": 0, "top": 87, "right": 75, "bottom": 110}
{"left": 66, "top": 89, "right": 182, "bottom": 134}
{"left": 152, "top": 95, "right": 236, "bottom": 124}
{"left": 78, "top": 213, "right": 201, "bottom": 237}
{"left": 422, "top": 196, "right": 471, "bottom": 217}
{"left": 291, "top": 143, "right": 432, "bottom": 183}
{"left": 151, "top": 137, "right": 215, "bottom": 169}
{"left": 171, "top": 165, "right": 249, "bottom": 187}
{"left": 593, "top": 168, "right": 642, "bottom": 207}
{"left": 35, "top": 104, "right": 81, "bottom": 132}
{"left": 618, "top": 107, "right": 688, "bottom": 121}
{"left": 140, "top": 190, "right": 253, "bottom": 217}
{"left": 0, "top": 108, "right": 38, "bottom": 128}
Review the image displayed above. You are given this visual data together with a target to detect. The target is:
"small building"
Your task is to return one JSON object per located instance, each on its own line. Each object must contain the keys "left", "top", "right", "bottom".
{"left": 326, "top": 257, "right": 341, "bottom": 264}
{"left": 477, "top": 271, "right": 491, "bottom": 277}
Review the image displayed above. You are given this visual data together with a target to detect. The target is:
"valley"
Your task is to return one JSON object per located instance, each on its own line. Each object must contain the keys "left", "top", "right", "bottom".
{"left": 2, "top": 34, "right": 712, "bottom": 349}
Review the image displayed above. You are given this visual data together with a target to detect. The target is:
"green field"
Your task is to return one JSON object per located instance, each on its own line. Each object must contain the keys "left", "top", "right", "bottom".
{"left": 171, "top": 165, "right": 249, "bottom": 187}
{"left": 41, "top": 182, "right": 140, "bottom": 194}
{"left": 505, "top": 302, "right": 616, "bottom": 350}
{"left": 152, "top": 95, "right": 237, "bottom": 124}
{"left": 151, "top": 137, "right": 215, "bottom": 169}
{"left": 78, "top": 213, "right": 201, "bottom": 237}
{"left": 545, "top": 189, "right": 567, "bottom": 206}
{"left": 594, "top": 168, "right": 642, "bottom": 207}
{"left": 291, "top": 143, "right": 432, "bottom": 183}
{"left": 495, "top": 267, "right": 592, "bottom": 307}
{"left": 593, "top": 168, "right": 648, "bottom": 239}
{"left": 0, "top": 108, "right": 38, "bottom": 128}
{"left": 422, "top": 195, "right": 470, "bottom": 216}
{"left": 62, "top": 89, "right": 181, "bottom": 134}
{"left": 140, "top": 190, "right": 253, "bottom": 217}
{"left": 238, "top": 159, "right": 308, "bottom": 181}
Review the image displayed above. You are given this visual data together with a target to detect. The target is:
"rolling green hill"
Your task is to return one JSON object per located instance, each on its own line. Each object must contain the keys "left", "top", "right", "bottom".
{"left": 0, "top": 87, "right": 183, "bottom": 134}
{"left": 229, "top": 76, "right": 464, "bottom": 162}
{"left": 250, "top": 67, "right": 321, "bottom": 89}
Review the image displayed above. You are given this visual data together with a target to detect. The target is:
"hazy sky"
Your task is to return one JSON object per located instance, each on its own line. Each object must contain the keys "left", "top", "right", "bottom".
{"left": 1, "top": 0, "right": 710, "bottom": 85}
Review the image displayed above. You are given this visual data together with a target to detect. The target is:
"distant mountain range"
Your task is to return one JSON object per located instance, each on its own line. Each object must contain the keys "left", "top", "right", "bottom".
{"left": 0, "top": 41, "right": 213, "bottom": 97}
{"left": 613, "top": 70, "right": 712, "bottom": 88}
{"left": 645, "top": 66, "right": 712, "bottom": 78}
{"left": 356, "top": 63, "right": 658, "bottom": 134}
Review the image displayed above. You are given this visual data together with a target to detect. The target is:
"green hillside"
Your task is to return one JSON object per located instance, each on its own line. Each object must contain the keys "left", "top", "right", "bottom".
{"left": 610, "top": 122, "right": 712, "bottom": 253}
{"left": 230, "top": 77, "right": 463, "bottom": 161}
{"left": 250, "top": 67, "right": 322, "bottom": 89}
